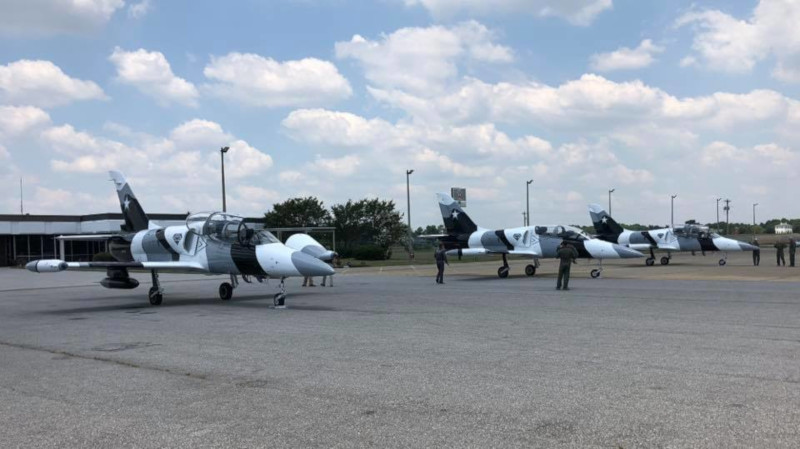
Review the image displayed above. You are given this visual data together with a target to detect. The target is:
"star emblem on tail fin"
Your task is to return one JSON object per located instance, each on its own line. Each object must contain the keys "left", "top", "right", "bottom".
{"left": 451, "top": 210, "right": 460, "bottom": 220}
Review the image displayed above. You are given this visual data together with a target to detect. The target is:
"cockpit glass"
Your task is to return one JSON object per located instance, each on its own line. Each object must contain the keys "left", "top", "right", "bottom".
{"left": 253, "top": 230, "right": 280, "bottom": 245}
{"left": 533, "top": 225, "right": 588, "bottom": 240}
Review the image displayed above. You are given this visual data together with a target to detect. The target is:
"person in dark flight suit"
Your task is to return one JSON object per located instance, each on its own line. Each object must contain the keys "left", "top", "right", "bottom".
{"left": 789, "top": 238, "right": 797, "bottom": 267}
{"left": 434, "top": 243, "right": 449, "bottom": 284}
{"left": 776, "top": 240, "right": 787, "bottom": 267}
{"left": 751, "top": 238, "right": 760, "bottom": 266}
{"left": 556, "top": 241, "right": 579, "bottom": 291}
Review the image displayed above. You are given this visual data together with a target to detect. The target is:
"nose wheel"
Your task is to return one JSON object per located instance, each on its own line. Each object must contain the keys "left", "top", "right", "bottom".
{"left": 590, "top": 260, "right": 604, "bottom": 279}
{"left": 273, "top": 278, "right": 287, "bottom": 308}
{"left": 219, "top": 274, "right": 238, "bottom": 300}
{"left": 660, "top": 256, "right": 670, "bottom": 265}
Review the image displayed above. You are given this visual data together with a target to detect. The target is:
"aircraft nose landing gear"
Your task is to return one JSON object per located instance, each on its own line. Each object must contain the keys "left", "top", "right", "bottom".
{"left": 273, "top": 277, "right": 287, "bottom": 308}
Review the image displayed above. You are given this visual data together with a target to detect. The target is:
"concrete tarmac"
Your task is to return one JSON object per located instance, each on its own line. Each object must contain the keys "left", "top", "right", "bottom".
{"left": 1, "top": 254, "right": 799, "bottom": 448}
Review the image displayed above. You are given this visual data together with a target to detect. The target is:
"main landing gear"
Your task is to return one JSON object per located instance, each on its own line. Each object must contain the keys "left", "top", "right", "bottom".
{"left": 148, "top": 270, "right": 163, "bottom": 305}
{"left": 645, "top": 248, "right": 657, "bottom": 266}
{"left": 219, "top": 274, "right": 238, "bottom": 301}
{"left": 660, "top": 254, "right": 671, "bottom": 265}
{"left": 497, "top": 254, "right": 510, "bottom": 278}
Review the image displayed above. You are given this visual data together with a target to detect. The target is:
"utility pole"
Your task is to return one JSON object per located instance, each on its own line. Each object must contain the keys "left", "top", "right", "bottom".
{"left": 526, "top": 179, "right": 533, "bottom": 226}
{"left": 220, "top": 146, "right": 230, "bottom": 212}
{"left": 406, "top": 169, "right": 414, "bottom": 260}
{"left": 670, "top": 194, "right": 677, "bottom": 228}
{"left": 724, "top": 199, "right": 731, "bottom": 235}
{"left": 716, "top": 198, "right": 721, "bottom": 231}
{"left": 753, "top": 203, "right": 758, "bottom": 237}
{"left": 20, "top": 178, "right": 23, "bottom": 214}
{"left": 608, "top": 188, "right": 615, "bottom": 215}
{"left": 522, "top": 211, "right": 527, "bottom": 227}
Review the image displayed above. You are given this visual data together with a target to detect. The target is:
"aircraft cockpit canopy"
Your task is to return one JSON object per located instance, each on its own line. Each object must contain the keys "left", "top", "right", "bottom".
{"left": 534, "top": 225, "right": 590, "bottom": 241}
{"left": 674, "top": 223, "right": 712, "bottom": 239}
{"left": 185, "top": 212, "right": 278, "bottom": 245}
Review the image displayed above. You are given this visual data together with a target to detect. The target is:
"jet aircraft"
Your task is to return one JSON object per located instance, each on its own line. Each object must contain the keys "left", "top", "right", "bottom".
{"left": 433, "top": 193, "right": 643, "bottom": 279}
{"left": 25, "top": 171, "right": 335, "bottom": 307}
{"left": 588, "top": 204, "right": 758, "bottom": 266}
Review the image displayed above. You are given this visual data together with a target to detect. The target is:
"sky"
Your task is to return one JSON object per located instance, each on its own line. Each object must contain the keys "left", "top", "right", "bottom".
{"left": 1, "top": 0, "right": 799, "bottom": 229}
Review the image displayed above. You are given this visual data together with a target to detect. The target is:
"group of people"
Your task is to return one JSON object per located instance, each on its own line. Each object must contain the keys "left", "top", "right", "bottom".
{"left": 751, "top": 238, "right": 797, "bottom": 267}
{"left": 434, "top": 241, "right": 579, "bottom": 290}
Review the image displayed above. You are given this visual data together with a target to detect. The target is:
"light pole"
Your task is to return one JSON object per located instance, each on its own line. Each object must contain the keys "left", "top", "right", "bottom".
{"left": 406, "top": 169, "right": 414, "bottom": 259}
{"left": 522, "top": 211, "right": 527, "bottom": 226}
{"left": 716, "top": 197, "right": 721, "bottom": 231}
{"left": 526, "top": 179, "right": 533, "bottom": 226}
{"left": 608, "top": 188, "right": 615, "bottom": 215}
{"left": 220, "top": 146, "right": 230, "bottom": 212}
{"left": 752, "top": 203, "right": 758, "bottom": 237}
{"left": 670, "top": 194, "right": 677, "bottom": 228}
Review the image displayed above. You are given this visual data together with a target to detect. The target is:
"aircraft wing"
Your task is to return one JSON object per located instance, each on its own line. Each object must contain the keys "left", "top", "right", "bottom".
{"left": 446, "top": 248, "right": 540, "bottom": 257}
{"left": 56, "top": 234, "right": 118, "bottom": 241}
{"left": 27, "top": 259, "right": 207, "bottom": 273}
{"left": 418, "top": 234, "right": 449, "bottom": 240}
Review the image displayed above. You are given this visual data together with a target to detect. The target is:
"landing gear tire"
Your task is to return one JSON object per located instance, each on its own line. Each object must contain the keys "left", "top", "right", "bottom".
{"left": 645, "top": 257, "right": 655, "bottom": 266}
{"left": 719, "top": 259, "right": 726, "bottom": 266}
{"left": 525, "top": 264, "right": 536, "bottom": 276}
{"left": 497, "top": 266, "right": 510, "bottom": 279}
{"left": 273, "top": 293, "right": 286, "bottom": 307}
{"left": 660, "top": 256, "right": 670, "bottom": 265}
{"left": 590, "top": 269, "right": 601, "bottom": 279}
{"left": 148, "top": 286, "right": 163, "bottom": 306}
{"left": 219, "top": 282, "right": 233, "bottom": 300}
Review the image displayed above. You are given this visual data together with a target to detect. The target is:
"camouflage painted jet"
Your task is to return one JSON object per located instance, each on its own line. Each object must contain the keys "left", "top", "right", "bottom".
{"left": 26, "top": 171, "right": 335, "bottom": 307}
{"left": 434, "top": 193, "right": 643, "bottom": 279}
{"left": 588, "top": 204, "right": 758, "bottom": 266}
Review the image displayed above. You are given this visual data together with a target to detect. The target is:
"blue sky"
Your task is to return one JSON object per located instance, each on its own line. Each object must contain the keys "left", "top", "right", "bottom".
{"left": 1, "top": 0, "right": 799, "bottom": 229}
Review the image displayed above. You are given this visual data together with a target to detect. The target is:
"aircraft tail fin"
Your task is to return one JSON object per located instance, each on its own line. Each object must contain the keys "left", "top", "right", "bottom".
{"left": 436, "top": 193, "right": 478, "bottom": 236}
{"left": 588, "top": 204, "right": 624, "bottom": 238}
{"left": 109, "top": 170, "right": 149, "bottom": 232}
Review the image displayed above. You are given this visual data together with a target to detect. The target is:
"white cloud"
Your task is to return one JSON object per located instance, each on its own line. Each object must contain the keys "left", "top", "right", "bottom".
{"left": 404, "top": 0, "right": 612, "bottom": 25}
{"left": 590, "top": 39, "right": 664, "bottom": 72}
{"left": 677, "top": 0, "right": 800, "bottom": 82}
{"left": 0, "top": 0, "right": 124, "bottom": 36}
{"left": 203, "top": 53, "right": 352, "bottom": 107}
{"left": 0, "top": 106, "right": 51, "bottom": 137}
{"left": 128, "top": 0, "right": 152, "bottom": 18}
{"left": 0, "top": 60, "right": 106, "bottom": 108}
{"left": 335, "top": 21, "right": 512, "bottom": 94}
{"left": 43, "top": 119, "right": 272, "bottom": 183}
{"left": 109, "top": 47, "right": 199, "bottom": 106}
{"left": 309, "top": 154, "right": 361, "bottom": 177}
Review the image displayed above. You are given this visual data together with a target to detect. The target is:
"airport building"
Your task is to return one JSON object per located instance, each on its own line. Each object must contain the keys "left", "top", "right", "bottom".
{"left": 775, "top": 222, "right": 794, "bottom": 234}
{"left": 0, "top": 213, "right": 188, "bottom": 267}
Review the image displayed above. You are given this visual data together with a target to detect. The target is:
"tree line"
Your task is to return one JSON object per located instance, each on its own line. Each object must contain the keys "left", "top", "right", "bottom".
{"left": 264, "top": 197, "right": 409, "bottom": 260}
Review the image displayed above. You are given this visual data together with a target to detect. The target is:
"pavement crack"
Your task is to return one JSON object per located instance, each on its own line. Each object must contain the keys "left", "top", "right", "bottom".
{"left": 0, "top": 340, "right": 208, "bottom": 381}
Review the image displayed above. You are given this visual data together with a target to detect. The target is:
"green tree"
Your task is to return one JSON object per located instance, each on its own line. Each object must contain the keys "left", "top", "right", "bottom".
{"left": 331, "top": 198, "right": 407, "bottom": 257}
{"left": 264, "top": 197, "right": 331, "bottom": 228}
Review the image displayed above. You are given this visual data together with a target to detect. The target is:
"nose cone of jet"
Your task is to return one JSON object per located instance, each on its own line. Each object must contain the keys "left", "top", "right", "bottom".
{"left": 738, "top": 242, "right": 759, "bottom": 251}
{"left": 291, "top": 251, "right": 335, "bottom": 277}
{"left": 615, "top": 245, "right": 645, "bottom": 258}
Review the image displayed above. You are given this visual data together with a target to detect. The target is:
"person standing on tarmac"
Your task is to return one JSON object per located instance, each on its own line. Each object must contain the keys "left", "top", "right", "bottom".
{"left": 776, "top": 240, "right": 787, "bottom": 267}
{"left": 751, "top": 238, "right": 760, "bottom": 266}
{"left": 789, "top": 238, "right": 797, "bottom": 267}
{"left": 434, "top": 243, "right": 449, "bottom": 284}
{"left": 556, "top": 241, "right": 579, "bottom": 291}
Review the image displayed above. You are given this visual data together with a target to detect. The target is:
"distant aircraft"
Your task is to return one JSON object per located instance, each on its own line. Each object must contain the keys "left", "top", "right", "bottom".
{"left": 26, "top": 171, "right": 335, "bottom": 307}
{"left": 431, "top": 193, "right": 643, "bottom": 279}
{"left": 588, "top": 204, "right": 758, "bottom": 266}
